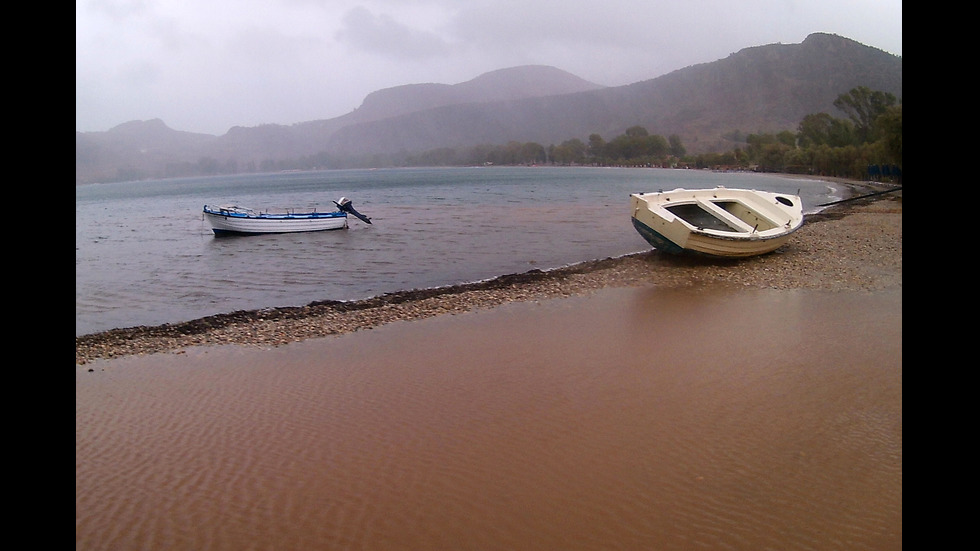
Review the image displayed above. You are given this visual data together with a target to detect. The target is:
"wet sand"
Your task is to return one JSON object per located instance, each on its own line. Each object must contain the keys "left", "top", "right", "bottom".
{"left": 76, "top": 189, "right": 902, "bottom": 550}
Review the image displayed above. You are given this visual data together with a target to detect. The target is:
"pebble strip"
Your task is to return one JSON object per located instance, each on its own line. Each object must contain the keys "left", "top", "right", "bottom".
{"left": 76, "top": 193, "right": 902, "bottom": 365}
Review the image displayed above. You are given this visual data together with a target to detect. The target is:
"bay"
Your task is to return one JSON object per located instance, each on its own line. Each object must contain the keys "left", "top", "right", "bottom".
{"left": 75, "top": 166, "right": 845, "bottom": 336}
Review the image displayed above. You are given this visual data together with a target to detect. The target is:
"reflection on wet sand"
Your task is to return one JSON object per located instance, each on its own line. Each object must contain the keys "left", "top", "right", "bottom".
{"left": 76, "top": 286, "right": 901, "bottom": 550}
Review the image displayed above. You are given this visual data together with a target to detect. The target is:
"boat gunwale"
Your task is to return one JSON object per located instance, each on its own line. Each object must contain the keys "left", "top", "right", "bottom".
{"left": 203, "top": 205, "right": 347, "bottom": 220}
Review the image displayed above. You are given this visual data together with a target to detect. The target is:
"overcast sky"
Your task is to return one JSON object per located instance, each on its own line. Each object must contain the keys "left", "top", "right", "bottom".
{"left": 76, "top": 0, "right": 902, "bottom": 136}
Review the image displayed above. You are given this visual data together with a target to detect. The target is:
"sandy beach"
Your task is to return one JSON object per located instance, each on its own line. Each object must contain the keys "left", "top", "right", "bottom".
{"left": 76, "top": 184, "right": 901, "bottom": 550}
{"left": 76, "top": 182, "right": 901, "bottom": 366}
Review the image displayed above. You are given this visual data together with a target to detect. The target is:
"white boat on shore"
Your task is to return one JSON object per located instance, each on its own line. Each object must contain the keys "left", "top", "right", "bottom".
{"left": 203, "top": 197, "right": 371, "bottom": 235}
{"left": 630, "top": 187, "right": 804, "bottom": 258}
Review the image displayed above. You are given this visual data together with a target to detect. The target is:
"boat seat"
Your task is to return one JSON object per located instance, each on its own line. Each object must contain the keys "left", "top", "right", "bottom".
{"left": 695, "top": 200, "right": 759, "bottom": 233}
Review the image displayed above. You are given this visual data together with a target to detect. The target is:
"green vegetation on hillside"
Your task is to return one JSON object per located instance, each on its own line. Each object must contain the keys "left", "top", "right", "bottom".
{"left": 380, "top": 85, "right": 899, "bottom": 182}
{"left": 201, "top": 85, "right": 901, "bottom": 184}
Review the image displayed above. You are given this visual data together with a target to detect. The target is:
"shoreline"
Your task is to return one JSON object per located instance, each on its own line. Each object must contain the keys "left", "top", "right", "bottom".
{"left": 76, "top": 182, "right": 902, "bottom": 366}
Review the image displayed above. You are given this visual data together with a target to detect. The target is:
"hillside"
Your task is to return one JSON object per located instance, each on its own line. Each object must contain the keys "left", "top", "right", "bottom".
{"left": 326, "top": 33, "right": 901, "bottom": 156}
{"left": 75, "top": 33, "right": 901, "bottom": 183}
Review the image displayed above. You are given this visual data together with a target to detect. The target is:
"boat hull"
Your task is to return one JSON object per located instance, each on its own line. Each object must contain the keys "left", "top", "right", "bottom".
{"left": 203, "top": 206, "right": 348, "bottom": 235}
{"left": 630, "top": 187, "right": 804, "bottom": 258}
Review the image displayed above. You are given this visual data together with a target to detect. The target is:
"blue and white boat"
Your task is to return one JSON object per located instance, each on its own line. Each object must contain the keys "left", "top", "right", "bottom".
{"left": 203, "top": 197, "right": 371, "bottom": 235}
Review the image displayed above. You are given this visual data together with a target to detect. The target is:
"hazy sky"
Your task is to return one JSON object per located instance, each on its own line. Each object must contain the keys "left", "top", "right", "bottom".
{"left": 76, "top": 0, "right": 902, "bottom": 135}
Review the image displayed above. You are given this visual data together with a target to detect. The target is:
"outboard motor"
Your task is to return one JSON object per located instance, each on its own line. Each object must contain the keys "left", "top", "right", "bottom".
{"left": 334, "top": 197, "right": 372, "bottom": 224}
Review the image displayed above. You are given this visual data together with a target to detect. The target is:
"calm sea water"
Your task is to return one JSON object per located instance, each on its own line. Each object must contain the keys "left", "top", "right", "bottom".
{"left": 75, "top": 166, "right": 845, "bottom": 336}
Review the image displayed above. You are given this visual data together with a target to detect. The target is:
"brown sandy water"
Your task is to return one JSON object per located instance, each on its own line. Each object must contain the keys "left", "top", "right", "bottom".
{"left": 76, "top": 286, "right": 902, "bottom": 550}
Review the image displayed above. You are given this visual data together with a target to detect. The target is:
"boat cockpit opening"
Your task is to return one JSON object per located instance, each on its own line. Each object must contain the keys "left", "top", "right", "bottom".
{"left": 665, "top": 203, "right": 740, "bottom": 232}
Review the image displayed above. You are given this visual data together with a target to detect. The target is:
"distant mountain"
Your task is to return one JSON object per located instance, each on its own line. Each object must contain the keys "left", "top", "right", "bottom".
{"left": 213, "top": 64, "right": 606, "bottom": 165}
{"left": 352, "top": 65, "right": 607, "bottom": 121}
{"left": 325, "top": 33, "right": 901, "bottom": 156}
{"left": 75, "top": 34, "right": 901, "bottom": 183}
{"left": 75, "top": 119, "right": 216, "bottom": 183}
{"left": 76, "top": 65, "right": 605, "bottom": 183}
